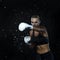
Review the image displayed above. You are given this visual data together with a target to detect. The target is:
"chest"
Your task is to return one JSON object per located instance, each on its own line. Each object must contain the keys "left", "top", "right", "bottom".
{"left": 29, "top": 30, "right": 40, "bottom": 37}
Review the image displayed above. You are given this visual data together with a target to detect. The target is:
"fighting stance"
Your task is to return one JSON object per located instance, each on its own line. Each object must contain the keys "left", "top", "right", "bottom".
{"left": 18, "top": 15, "right": 54, "bottom": 60}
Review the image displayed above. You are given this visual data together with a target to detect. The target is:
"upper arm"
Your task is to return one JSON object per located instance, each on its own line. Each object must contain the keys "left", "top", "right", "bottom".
{"left": 43, "top": 30, "right": 48, "bottom": 38}
{"left": 40, "top": 26, "right": 48, "bottom": 38}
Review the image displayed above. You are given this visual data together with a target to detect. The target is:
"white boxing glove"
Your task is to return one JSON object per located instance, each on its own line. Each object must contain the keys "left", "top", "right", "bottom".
{"left": 18, "top": 22, "right": 33, "bottom": 31}
{"left": 24, "top": 36, "right": 31, "bottom": 45}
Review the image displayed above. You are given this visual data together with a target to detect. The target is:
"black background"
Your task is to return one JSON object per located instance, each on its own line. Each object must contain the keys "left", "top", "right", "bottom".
{"left": 0, "top": 0, "right": 60, "bottom": 60}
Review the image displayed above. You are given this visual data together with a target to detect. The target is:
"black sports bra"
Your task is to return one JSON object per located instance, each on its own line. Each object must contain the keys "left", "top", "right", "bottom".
{"left": 29, "top": 34, "right": 49, "bottom": 45}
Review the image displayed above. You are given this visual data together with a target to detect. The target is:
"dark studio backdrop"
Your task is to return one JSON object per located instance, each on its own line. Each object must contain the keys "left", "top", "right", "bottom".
{"left": 0, "top": 0, "right": 60, "bottom": 60}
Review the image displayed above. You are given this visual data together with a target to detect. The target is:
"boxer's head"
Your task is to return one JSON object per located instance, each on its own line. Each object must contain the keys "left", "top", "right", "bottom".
{"left": 31, "top": 15, "right": 41, "bottom": 27}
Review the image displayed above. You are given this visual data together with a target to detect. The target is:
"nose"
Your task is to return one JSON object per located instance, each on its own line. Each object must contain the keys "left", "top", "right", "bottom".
{"left": 32, "top": 23, "right": 35, "bottom": 26}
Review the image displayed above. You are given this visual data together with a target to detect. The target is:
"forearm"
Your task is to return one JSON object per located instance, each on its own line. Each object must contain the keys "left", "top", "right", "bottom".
{"left": 33, "top": 27, "right": 46, "bottom": 32}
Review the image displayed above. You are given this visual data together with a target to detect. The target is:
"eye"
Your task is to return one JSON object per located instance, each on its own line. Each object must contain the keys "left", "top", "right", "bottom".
{"left": 31, "top": 22, "right": 38, "bottom": 23}
{"left": 35, "top": 22, "right": 38, "bottom": 23}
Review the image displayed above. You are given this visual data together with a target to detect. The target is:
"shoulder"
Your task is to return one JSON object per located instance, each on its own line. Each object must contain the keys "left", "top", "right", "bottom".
{"left": 40, "top": 25, "right": 47, "bottom": 31}
{"left": 40, "top": 25, "right": 46, "bottom": 29}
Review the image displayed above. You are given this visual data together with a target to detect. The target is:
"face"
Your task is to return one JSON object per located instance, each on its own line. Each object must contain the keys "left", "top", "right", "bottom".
{"left": 31, "top": 18, "right": 40, "bottom": 27}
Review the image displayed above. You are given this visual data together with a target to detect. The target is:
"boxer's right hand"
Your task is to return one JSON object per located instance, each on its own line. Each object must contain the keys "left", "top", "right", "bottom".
{"left": 18, "top": 22, "right": 33, "bottom": 31}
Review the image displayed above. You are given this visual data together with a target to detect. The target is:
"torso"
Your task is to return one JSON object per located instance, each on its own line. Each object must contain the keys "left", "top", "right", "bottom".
{"left": 29, "top": 26, "right": 50, "bottom": 54}
{"left": 28, "top": 26, "right": 43, "bottom": 48}
{"left": 29, "top": 29, "right": 40, "bottom": 37}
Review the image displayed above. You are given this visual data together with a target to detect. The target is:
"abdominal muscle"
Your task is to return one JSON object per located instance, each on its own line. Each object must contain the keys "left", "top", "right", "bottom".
{"left": 36, "top": 44, "right": 50, "bottom": 54}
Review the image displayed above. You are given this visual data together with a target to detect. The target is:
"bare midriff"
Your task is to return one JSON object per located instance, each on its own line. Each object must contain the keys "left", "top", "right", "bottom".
{"left": 36, "top": 44, "right": 50, "bottom": 54}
